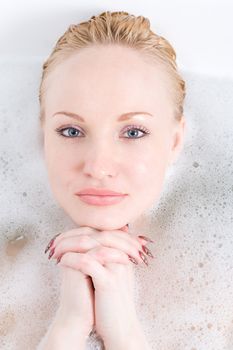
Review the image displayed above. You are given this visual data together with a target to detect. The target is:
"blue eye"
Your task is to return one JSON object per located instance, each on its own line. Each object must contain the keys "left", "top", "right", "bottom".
{"left": 55, "top": 125, "right": 150, "bottom": 139}
{"left": 56, "top": 127, "right": 82, "bottom": 138}
{"left": 123, "top": 125, "right": 150, "bottom": 139}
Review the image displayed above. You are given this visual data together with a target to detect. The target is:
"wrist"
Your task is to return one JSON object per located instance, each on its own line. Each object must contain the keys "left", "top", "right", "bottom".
{"left": 55, "top": 307, "right": 92, "bottom": 337}
{"left": 51, "top": 316, "right": 88, "bottom": 349}
{"left": 103, "top": 319, "right": 150, "bottom": 350}
{"left": 51, "top": 309, "right": 91, "bottom": 348}
{"left": 39, "top": 313, "right": 89, "bottom": 350}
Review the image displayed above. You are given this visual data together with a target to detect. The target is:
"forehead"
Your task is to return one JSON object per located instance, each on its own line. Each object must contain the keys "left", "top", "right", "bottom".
{"left": 43, "top": 44, "right": 173, "bottom": 118}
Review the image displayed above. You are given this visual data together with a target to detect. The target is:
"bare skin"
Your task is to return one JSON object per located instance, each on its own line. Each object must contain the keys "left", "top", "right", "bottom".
{"left": 39, "top": 44, "right": 186, "bottom": 349}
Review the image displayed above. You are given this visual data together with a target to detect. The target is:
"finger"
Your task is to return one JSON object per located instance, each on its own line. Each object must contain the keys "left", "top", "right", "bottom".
{"left": 49, "top": 230, "right": 151, "bottom": 265}
{"left": 93, "top": 229, "right": 142, "bottom": 250}
{"left": 119, "top": 224, "right": 154, "bottom": 245}
{"left": 58, "top": 245, "right": 131, "bottom": 267}
{"left": 59, "top": 246, "right": 130, "bottom": 270}
{"left": 57, "top": 247, "right": 132, "bottom": 290}
{"left": 45, "top": 226, "right": 98, "bottom": 253}
{"left": 88, "top": 246, "right": 135, "bottom": 291}
{"left": 45, "top": 225, "right": 151, "bottom": 256}
{"left": 88, "top": 246, "right": 131, "bottom": 266}
{"left": 91, "top": 231, "right": 146, "bottom": 264}
{"left": 119, "top": 224, "right": 129, "bottom": 232}
{"left": 58, "top": 251, "right": 107, "bottom": 287}
{"left": 48, "top": 234, "right": 102, "bottom": 260}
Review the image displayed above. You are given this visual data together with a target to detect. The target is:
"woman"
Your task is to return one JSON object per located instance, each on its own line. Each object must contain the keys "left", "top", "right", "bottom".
{"left": 37, "top": 10, "right": 186, "bottom": 349}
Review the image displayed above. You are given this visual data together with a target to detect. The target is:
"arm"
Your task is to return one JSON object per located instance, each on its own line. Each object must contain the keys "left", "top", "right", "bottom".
{"left": 36, "top": 309, "right": 89, "bottom": 350}
{"left": 128, "top": 322, "right": 151, "bottom": 350}
{"left": 104, "top": 319, "right": 151, "bottom": 350}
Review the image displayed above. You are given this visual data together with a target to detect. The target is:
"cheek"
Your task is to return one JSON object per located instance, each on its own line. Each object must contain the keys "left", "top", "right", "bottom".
{"left": 128, "top": 143, "right": 169, "bottom": 185}
{"left": 43, "top": 135, "right": 73, "bottom": 187}
{"left": 49, "top": 155, "right": 73, "bottom": 186}
{"left": 129, "top": 158, "right": 167, "bottom": 194}
{"left": 127, "top": 141, "right": 170, "bottom": 212}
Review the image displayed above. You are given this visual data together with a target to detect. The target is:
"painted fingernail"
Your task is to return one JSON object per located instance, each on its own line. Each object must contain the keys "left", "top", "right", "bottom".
{"left": 56, "top": 255, "right": 62, "bottom": 265}
{"left": 44, "top": 233, "right": 61, "bottom": 254}
{"left": 128, "top": 255, "right": 138, "bottom": 264}
{"left": 139, "top": 250, "right": 148, "bottom": 266}
{"left": 138, "top": 235, "right": 154, "bottom": 243}
{"left": 48, "top": 247, "right": 55, "bottom": 260}
{"left": 142, "top": 245, "right": 154, "bottom": 258}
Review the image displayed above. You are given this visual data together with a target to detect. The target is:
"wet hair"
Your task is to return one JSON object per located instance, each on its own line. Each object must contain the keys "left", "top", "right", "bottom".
{"left": 38, "top": 10, "right": 186, "bottom": 126}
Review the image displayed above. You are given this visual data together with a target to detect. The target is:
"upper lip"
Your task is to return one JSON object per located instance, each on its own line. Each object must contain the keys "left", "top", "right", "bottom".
{"left": 76, "top": 188, "right": 127, "bottom": 196}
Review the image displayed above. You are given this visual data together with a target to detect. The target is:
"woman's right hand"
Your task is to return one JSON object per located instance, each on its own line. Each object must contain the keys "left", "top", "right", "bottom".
{"left": 45, "top": 228, "right": 101, "bottom": 336}
{"left": 57, "top": 265, "right": 95, "bottom": 336}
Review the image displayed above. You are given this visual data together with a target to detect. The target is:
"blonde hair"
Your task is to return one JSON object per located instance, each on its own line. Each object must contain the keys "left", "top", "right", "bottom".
{"left": 39, "top": 11, "right": 186, "bottom": 126}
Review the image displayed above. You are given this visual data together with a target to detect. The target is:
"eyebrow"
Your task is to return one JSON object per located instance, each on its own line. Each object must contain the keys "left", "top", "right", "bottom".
{"left": 52, "top": 110, "right": 154, "bottom": 121}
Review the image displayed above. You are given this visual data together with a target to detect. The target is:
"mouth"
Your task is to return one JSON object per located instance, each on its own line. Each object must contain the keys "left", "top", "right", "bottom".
{"left": 75, "top": 188, "right": 127, "bottom": 196}
{"left": 76, "top": 194, "right": 128, "bottom": 206}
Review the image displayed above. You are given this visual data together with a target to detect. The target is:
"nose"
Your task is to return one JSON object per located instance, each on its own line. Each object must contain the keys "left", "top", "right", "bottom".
{"left": 82, "top": 142, "right": 118, "bottom": 179}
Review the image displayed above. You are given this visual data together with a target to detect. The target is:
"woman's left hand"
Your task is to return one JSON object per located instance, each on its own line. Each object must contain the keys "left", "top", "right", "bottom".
{"left": 48, "top": 224, "right": 154, "bottom": 349}
{"left": 93, "top": 224, "right": 147, "bottom": 348}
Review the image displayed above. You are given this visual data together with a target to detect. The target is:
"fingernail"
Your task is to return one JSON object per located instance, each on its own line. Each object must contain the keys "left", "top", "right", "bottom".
{"left": 44, "top": 233, "right": 61, "bottom": 254}
{"left": 139, "top": 250, "right": 148, "bottom": 266}
{"left": 142, "top": 245, "right": 154, "bottom": 258}
{"left": 128, "top": 255, "right": 138, "bottom": 264}
{"left": 44, "top": 239, "right": 54, "bottom": 254}
{"left": 48, "top": 247, "right": 55, "bottom": 260}
{"left": 56, "top": 255, "right": 62, "bottom": 265}
{"left": 138, "top": 235, "right": 154, "bottom": 243}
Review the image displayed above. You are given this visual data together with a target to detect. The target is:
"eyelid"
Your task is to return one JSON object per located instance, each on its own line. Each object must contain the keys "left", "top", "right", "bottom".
{"left": 55, "top": 123, "right": 151, "bottom": 138}
{"left": 55, "top": 123, "right": 150, "bottom": 133}
{"left": 123, "top": 124, "right": 150, "bottom": 134}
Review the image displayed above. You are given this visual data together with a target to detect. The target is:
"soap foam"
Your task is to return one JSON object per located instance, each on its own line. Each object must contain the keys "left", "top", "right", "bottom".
{"left": 0, "top": 59, "right": 233, "bottom": 350}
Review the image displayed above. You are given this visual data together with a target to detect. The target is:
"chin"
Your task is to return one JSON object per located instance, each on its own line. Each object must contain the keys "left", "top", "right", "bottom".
{"left": 69, "top": 213, "right": 128, "bottom": 232}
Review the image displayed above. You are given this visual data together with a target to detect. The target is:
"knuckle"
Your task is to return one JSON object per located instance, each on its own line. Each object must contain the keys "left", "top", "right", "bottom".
{"left": 93, "top": 246, "right": 113, "bottom": 263}
{"left": 130, "top": 236, "right": 142, "bottom": 250}
{"left": 117, "top": 250, "right": 128, "bottom": 259}
{"left": 124, "top": 243, "right": 138, "bottom": 258}
{"left": 97, "top": 246, "right": 109, "bottom": 256}
{"left": 78, "top": 235, "right": 90, "bottom": 247}
{"left": 96, "top": 231, "right": 109, "bottom": 242}
{"left": 80, "top": 254, "right": 93, "bottom": 267}
{"left": 54, "top": 241, "right": 67, "bottom": 257}
{"left": 133, "top": 247, "right": 141, "bottom": 257}
{"left": 60, "top": 251, "right": 72, "bottom": 264}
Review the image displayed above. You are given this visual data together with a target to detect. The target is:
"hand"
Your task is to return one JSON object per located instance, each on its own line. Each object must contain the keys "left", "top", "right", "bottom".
{"left": 45, "top": 225, "right": 154, "bottom": 347}
{"left": 44, "top": 228, "right": 98, "bottom": 336}
{"left": 92, "top": 224, "right": 145, "bottom": 348}
{"left": 57, "top": 265, "right": 95, "bottom": 336}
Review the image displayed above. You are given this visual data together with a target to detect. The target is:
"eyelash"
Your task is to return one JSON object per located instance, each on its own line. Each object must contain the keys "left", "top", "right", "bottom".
{"left": 55, "top": 124, "right": 150, "bottom": 140}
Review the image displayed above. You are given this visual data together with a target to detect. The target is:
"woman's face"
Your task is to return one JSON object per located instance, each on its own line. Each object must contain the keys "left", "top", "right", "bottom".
{"left": 41, "top": 44, "right": 185, "bottom": 230}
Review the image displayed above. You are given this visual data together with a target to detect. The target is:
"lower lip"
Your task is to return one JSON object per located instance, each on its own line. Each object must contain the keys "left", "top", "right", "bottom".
{"left": 77, "top": 194, "right": 127, "bottom": 206}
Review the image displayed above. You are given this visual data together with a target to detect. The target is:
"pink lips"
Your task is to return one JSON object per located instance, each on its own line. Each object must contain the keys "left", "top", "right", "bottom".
{"left": 76, "top": 188, "right": 126, "bottom": 196}
{"left": 75, "top": 188, "right": 128, "bottom": 206}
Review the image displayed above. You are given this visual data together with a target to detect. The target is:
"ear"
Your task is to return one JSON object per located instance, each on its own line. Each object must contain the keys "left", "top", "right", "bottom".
{"left": 167, "top": 116, "right": 186, "bottom": 167}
